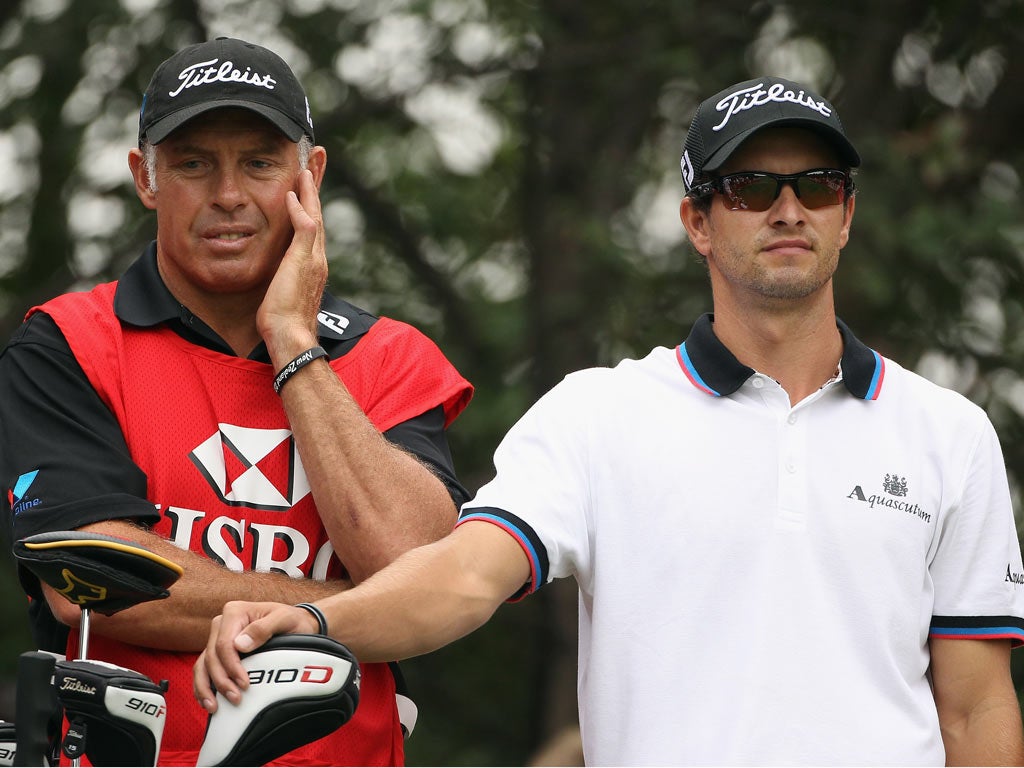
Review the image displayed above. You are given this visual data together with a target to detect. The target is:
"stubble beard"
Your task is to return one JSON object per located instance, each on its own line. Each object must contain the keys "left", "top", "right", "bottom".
{"left": 715, "top": 238, "right": 840, "bottom": 302}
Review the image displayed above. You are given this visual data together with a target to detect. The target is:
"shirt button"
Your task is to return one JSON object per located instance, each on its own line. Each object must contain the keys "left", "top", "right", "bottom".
{"left": 751, "top": 377, "right": 764, "bottom": 389}
{"left": 787, "top": 413, "right": 798, "bottom": 425}
{"left": 786, "top": 461, "right": 797, "bottom": 473}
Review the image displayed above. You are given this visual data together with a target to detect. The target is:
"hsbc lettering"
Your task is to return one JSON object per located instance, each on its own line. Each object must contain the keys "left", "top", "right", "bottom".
{"left": 163, "top": 506, "right": 336, "bottom": 580}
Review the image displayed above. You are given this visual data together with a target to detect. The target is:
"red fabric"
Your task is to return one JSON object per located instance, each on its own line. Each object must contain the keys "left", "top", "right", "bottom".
{"left": 37, "top": 282, "right": 471, "bottom": 766}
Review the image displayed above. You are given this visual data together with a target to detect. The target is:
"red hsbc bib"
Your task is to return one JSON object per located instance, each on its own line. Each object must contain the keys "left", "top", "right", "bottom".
{"left": 37, "top": 281, "right": 471, "bottom": 766}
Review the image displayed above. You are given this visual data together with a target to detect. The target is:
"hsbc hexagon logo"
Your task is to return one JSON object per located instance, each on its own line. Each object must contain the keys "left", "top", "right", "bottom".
{"left": 189, "top": 424, "right": 311, "bottom": 510}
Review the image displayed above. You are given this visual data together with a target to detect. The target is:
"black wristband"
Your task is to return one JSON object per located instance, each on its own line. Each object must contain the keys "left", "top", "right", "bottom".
{"left": 294, "top": 602, "right": 329, "bottom": 635}
{"left": 273, "top": 346, "right": 328, "bottom": 394}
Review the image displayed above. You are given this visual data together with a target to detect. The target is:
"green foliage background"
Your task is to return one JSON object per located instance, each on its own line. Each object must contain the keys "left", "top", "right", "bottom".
{"left": 1, "top": 0, "right": 1024, "bottom": 763}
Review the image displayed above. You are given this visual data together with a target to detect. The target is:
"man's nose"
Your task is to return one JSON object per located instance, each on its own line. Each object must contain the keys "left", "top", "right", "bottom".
{"left": 769, "top": 181, "right": 806, "bottom": 225}
{"left": 211, "top": 168, "right": 246, "bottom": 210}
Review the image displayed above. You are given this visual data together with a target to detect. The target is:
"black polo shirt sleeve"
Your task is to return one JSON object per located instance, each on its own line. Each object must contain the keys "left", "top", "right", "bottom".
{"left": 384, "top": 407, "right": 469, "bottom": 508}
{"left": 1, "top": 312, "right": 160, "bottom": 548}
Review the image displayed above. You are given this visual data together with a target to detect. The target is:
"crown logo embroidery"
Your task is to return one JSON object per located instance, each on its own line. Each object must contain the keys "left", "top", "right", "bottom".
{"left": 883, "top": 473, "right": 908, "bottom": 497}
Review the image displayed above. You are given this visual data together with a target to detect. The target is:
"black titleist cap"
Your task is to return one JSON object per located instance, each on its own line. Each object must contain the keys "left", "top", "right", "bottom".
{"left": 138, "top": 37, "right": 314, "bottom": 146}
{"left": 680, "top": 76, "right": 859, "bottom": 192}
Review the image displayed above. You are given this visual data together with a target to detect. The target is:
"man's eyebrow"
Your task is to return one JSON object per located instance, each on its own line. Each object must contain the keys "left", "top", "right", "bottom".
{"left": 163, "top": 142, "right": 207, "bottom": 155}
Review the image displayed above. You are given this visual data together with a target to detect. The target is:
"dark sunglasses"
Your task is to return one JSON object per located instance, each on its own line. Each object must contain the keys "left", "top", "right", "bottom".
{"left": 689, "top": 168, "right": 853, "bottom": 212}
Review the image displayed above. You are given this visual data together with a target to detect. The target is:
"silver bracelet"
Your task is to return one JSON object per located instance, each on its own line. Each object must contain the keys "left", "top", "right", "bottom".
{"left": 273, "top": 346, "right": 328, "bottom": 394}
{"left": 294, "top": 602, "right": 328, "bottom": 635}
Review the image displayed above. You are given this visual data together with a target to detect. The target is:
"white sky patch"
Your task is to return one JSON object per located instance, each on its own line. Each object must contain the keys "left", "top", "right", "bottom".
{"left": 916, "top": 350, "right": 977, "bottom": 394}
{"left": 963, "top": 48, "right": 1004, "bottom": 106}
{"left": 72, "top": 241, "right": 112, "bottom": 279}
{"left": 23, "top": 0, "right": 70, "bottom": 22}
{"left": 285, "top": 0, "right": 328, "bottom": 15}
{"left": 0, "top": 123, "right": 40, "bottom": 204}
{"left": 894, "top": 31, "right": 1004, "bottom": 109}
{"left": 631, "top": 173, "right": 687, "bottom": 256}
{"left": 458, "top": 241, "right": 526, "bottom": 302}
{"left": 981, "top": 161, "right": 1020, "bottom": 204}
{"left": 749, "top": 7, "right": 832, "bottom": 89}
{"left": 81, "top": 138, "right": 135, "bottom": 190}
{"left": 0, "top": 228, "right": 27, "bottom": 280}
{"left": 755, "top": 36, "right": 832, "bottom": 88}
{"left": 404, "top": 82, "right": 501, "bottom": 174}
{"left": 431, "top": 0, "right": 485, "bottom": 26}
{"left": 323, "top": 198, "right": 366, "bottom": 250}
{"left": 0, "top": 56, "right": 43, "bottom": 110}
{"left": 68, "top": 193, "right": 126, "bottom": 239}
{"left": 336, "top": 14, "right": 438, "bottom": 96}
{"left": 894, "top": 33, "right": 933, "bottom": 87}
{"left": 121, "top": 0, "right": 164, "bottom": 14}
{"left": 926, "top": 61, "right": 966, "bottom": 108}
{"left": 64, "top": 34, "right": 140, "bottom": 127}
{"left": 962, "top": 294, "right": 1005, "bottom": 356}
{"left": 452, "top": 21, "right": 508, "bottom": 67}
{"left": 78, "top": 112, "right": 138, "bottom": 189}
{"left": 994, "top": 371, "right": 1024, "bottom": 421}
{"left": 0, "top": 133, "right": 24, "bottom": 204}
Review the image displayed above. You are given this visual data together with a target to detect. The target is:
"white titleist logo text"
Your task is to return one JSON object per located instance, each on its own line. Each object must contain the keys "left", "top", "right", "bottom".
{"left": 169, "top": 58, "right": 277, "bottom": 98}
{"left": 712, "top": 82, "right": 831, "bottom": 132}
{"left": 60, "top": 679, "right": 97, "bottom": 695}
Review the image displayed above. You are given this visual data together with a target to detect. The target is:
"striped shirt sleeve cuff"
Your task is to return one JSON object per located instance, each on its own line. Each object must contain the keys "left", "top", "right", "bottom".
{"left": 456, "top": 506, "right": 548, "bottom": 602}
{"left": 930, "top": 615, "right": 1024, "bottom": 646}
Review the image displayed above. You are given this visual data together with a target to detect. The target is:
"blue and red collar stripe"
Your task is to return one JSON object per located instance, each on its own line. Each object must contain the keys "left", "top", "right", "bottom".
{"left": 675, "top": 319, "right": 887, "bottom": 402}
{"left": 676, "top": 343, "right": 720, "bottom": 397}
{"left": 864, "top": 350, "right": 885, "bottom": 401}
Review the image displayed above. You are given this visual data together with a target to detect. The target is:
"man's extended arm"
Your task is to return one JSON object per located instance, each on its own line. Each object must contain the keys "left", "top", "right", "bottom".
{"left": 930, "top": 636, "right": 1024, "bottom": 765}
{"left": 195, "top": 520, "right": 530, "bottom": 708}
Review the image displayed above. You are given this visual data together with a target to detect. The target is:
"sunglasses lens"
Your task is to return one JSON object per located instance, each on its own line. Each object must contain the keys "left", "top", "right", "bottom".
{"left": 721, "top": 175, "right": 777, "bottom": 211}
{"left": 718, "top": 171, "right": 847, "bottom": 211}
{"left": 796, "top": 172, "right": 846, "bottom": 209}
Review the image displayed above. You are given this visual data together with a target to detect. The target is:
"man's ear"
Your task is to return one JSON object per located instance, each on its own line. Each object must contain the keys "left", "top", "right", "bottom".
{"left": 128, "top": 148, "right": 157, "bottom": 210}
{"left": 679, "top": 196, "right": 712, "bottom": 258}
{"left": 838, "top": 193, "right": 855, "bottom": 250}
{"left": 306, "top": 146, "right": 327, "bottom": 189}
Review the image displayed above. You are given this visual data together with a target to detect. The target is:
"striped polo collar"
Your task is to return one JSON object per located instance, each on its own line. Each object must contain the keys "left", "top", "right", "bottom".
{"left": 675, "top": 313, "right": 885, "bottom": 400}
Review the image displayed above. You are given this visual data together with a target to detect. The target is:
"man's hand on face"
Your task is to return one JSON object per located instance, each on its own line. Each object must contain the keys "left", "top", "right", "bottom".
{"left": 257, "top": 168, "right": 328, "bottom": 368}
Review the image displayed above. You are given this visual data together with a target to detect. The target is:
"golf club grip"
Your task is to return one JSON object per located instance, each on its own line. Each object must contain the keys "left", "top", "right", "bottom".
{"left": 13, "top": 652, "right": 57, "bottom": 767}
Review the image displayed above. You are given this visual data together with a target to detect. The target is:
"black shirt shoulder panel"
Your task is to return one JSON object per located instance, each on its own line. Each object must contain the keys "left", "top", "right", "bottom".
{"left": 384, "top": 405, "right": 468, "bottom": 507}
{"left": 1, "top": 312, "right": 156, "bottom": 530}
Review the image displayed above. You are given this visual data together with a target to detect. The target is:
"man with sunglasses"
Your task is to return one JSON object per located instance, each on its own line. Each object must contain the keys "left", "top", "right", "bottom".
{"left": 196, "top": 77, "right": 1024, "bottom": 765}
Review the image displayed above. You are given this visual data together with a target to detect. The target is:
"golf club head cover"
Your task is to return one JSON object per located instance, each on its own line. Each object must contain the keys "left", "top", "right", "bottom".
{"left": 197, "top": 634, "right": 361, "bottom": 767}
{"left": 53, "top": 659, "right": 167, "bottom": 767}
{"left": 13, "top": 531, "right": 183, "bottom": 615}
{"left": 0, "top": 721, "right": 15, "bottom": 767}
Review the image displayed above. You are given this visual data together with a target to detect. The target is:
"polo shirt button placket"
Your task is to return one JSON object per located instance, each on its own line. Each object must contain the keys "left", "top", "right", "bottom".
{"left": 784, "top": 410, "right": 800, "bottom": 474}
{"left": 776, "top": 403, "right": 808, "bottom": 529}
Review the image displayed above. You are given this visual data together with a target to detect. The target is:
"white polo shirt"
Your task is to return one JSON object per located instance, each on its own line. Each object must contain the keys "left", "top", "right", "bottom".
{"left": 458, "top": 314, "right": 1024, "bottom": 766}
